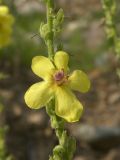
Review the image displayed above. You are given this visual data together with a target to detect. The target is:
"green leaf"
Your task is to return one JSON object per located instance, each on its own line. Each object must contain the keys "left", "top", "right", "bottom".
{"left": 39, "top": 22, "right": 51, "bottom": 42}
{"left": 53, "top": 9, "right": 64, "bottom": 36}
{"left": 56, "top": 9, "right": 64, "bottom": 25}
{"left": 53, "top": 145, "right": 65, "bottom": 159}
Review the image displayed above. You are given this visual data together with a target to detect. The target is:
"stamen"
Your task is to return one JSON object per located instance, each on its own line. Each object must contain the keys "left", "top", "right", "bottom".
{"left": 54, "top": 70, "right": 64, "bottom": 81}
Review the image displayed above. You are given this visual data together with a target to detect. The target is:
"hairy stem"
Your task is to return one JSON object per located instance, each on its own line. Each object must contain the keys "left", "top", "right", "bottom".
{"left": 101, "top": 0, "right": 120, "bottom": 76}
{"left": 46, "top": 0, "right": 54, "bottom": 60}
{"left": 45, "top": 0, "right": 76, "bottom": 159}
{"left": 46, "top": 103, "right": 76, "bottom": 160}
{"left": 101, "top": 0, "right": 119, "bottom": 55}
{"left": 101, "top": 0, "right": 117, "bottom": 39}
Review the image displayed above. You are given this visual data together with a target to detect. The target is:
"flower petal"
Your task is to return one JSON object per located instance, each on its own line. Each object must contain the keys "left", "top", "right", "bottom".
{"left": 32, "top": 56, "right": 55, "bottom": 80}
{"left": 54, "top": 51, "right": 69, "bottom": 72}
{"left": 55, "top": 86, "right": 83, "bottom": 122}
{"left": 24, "top": 82, "right": 53, "bottom": 109}
{"left": 0, "top": 6, "right": 9, "bottom": 15}
{"left": 68, "top": 70, "right": 90, "bottom": 93}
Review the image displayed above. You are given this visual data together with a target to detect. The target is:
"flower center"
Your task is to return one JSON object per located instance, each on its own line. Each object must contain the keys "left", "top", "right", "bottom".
{"left": 53, "top": 70, "right": 67, "bottom": 85}
{"left": 54, "top": 70, "right": 64, "bottom": 81}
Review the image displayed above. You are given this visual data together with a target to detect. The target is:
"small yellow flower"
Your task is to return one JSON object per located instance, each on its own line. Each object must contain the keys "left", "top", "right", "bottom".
{"left": 24, "top": 51, "right": 90, "bottom": 122}
{"left": 0, "top": 5, "right": 14, "bottom": 48}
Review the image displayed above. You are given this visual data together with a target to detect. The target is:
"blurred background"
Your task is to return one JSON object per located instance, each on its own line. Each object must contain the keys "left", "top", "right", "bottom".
{"left": 0, "top": 0, "right": 120, "bottom": 160}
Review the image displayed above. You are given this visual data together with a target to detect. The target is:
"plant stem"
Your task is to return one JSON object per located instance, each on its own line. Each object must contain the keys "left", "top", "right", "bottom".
{"left": 45, "top": 0, "right": 76, "bottom": 159}
{"left": 46, "top": 0, "right": 54, "bottom": 60}
{"left": 101, "top": 0, "right": 119, "bottom": 54}
{"left": 46, "top": 104, "right": 76, "bottom": 160}
{"left": 101, "top": 0, "right": 120, "bottom": 77}
{"left": 102, "top": 1, "right": 116, "bottom": 37}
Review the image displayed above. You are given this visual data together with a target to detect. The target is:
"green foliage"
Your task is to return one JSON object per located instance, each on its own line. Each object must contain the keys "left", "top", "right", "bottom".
{"left": 101, "top": 0, "right": 120, "bottom": 78}
{"left": 0, "top": 127, "right": 13, "bottom": 160}
{"left": 53, "top": 9, "right": 64, "bottom": 36}
{"left": 0, "top": 0, "right": 109, "bottom": 71}
{"left": 0, "top": 80, "right": 13, "bottom": 160}
{"left": 40, "top": 22, "right": 49, "bottom": 42}
{"left": 46, "top": 104, "right": 76, "bottom": 160}
{"left": 0, "top": 127, "right": 7, "bottom": 159}
{"left": 0, "top": 100, "right": 13, "bottom": 160}
{"left": 102, "top": 0, "right": 116, "bottom": 42}
{"left": 102, "top": 0, "right": 120, "bottom": 56}
{"left": 0, "top": 12, "right": 46, "bottom": 66}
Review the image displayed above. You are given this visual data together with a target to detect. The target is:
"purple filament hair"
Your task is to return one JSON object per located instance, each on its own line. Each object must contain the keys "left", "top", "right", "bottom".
{"left": 54, "top": 70, "right": 64, "bottom": 81}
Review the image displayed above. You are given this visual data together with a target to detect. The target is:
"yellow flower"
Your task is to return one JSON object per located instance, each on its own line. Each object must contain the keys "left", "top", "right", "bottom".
{"left": 0, "top": 5, "right": 14, "bottom": 48}
{"left": 24, "top": 51, "right": 90, "bottom": 122}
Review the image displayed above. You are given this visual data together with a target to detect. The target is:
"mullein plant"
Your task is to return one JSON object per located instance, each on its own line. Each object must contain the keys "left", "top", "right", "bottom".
{"left": 101, "top": 0, "right": 120, "bottom": 76}
{"left": 24, "top": 0, "right": 90, "bottom": 159}
{"left": 0, "top": 4, "right": 14, "bottom": 48}
{"left": 0, "top": 2, "right": 14, "bottom": 160}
